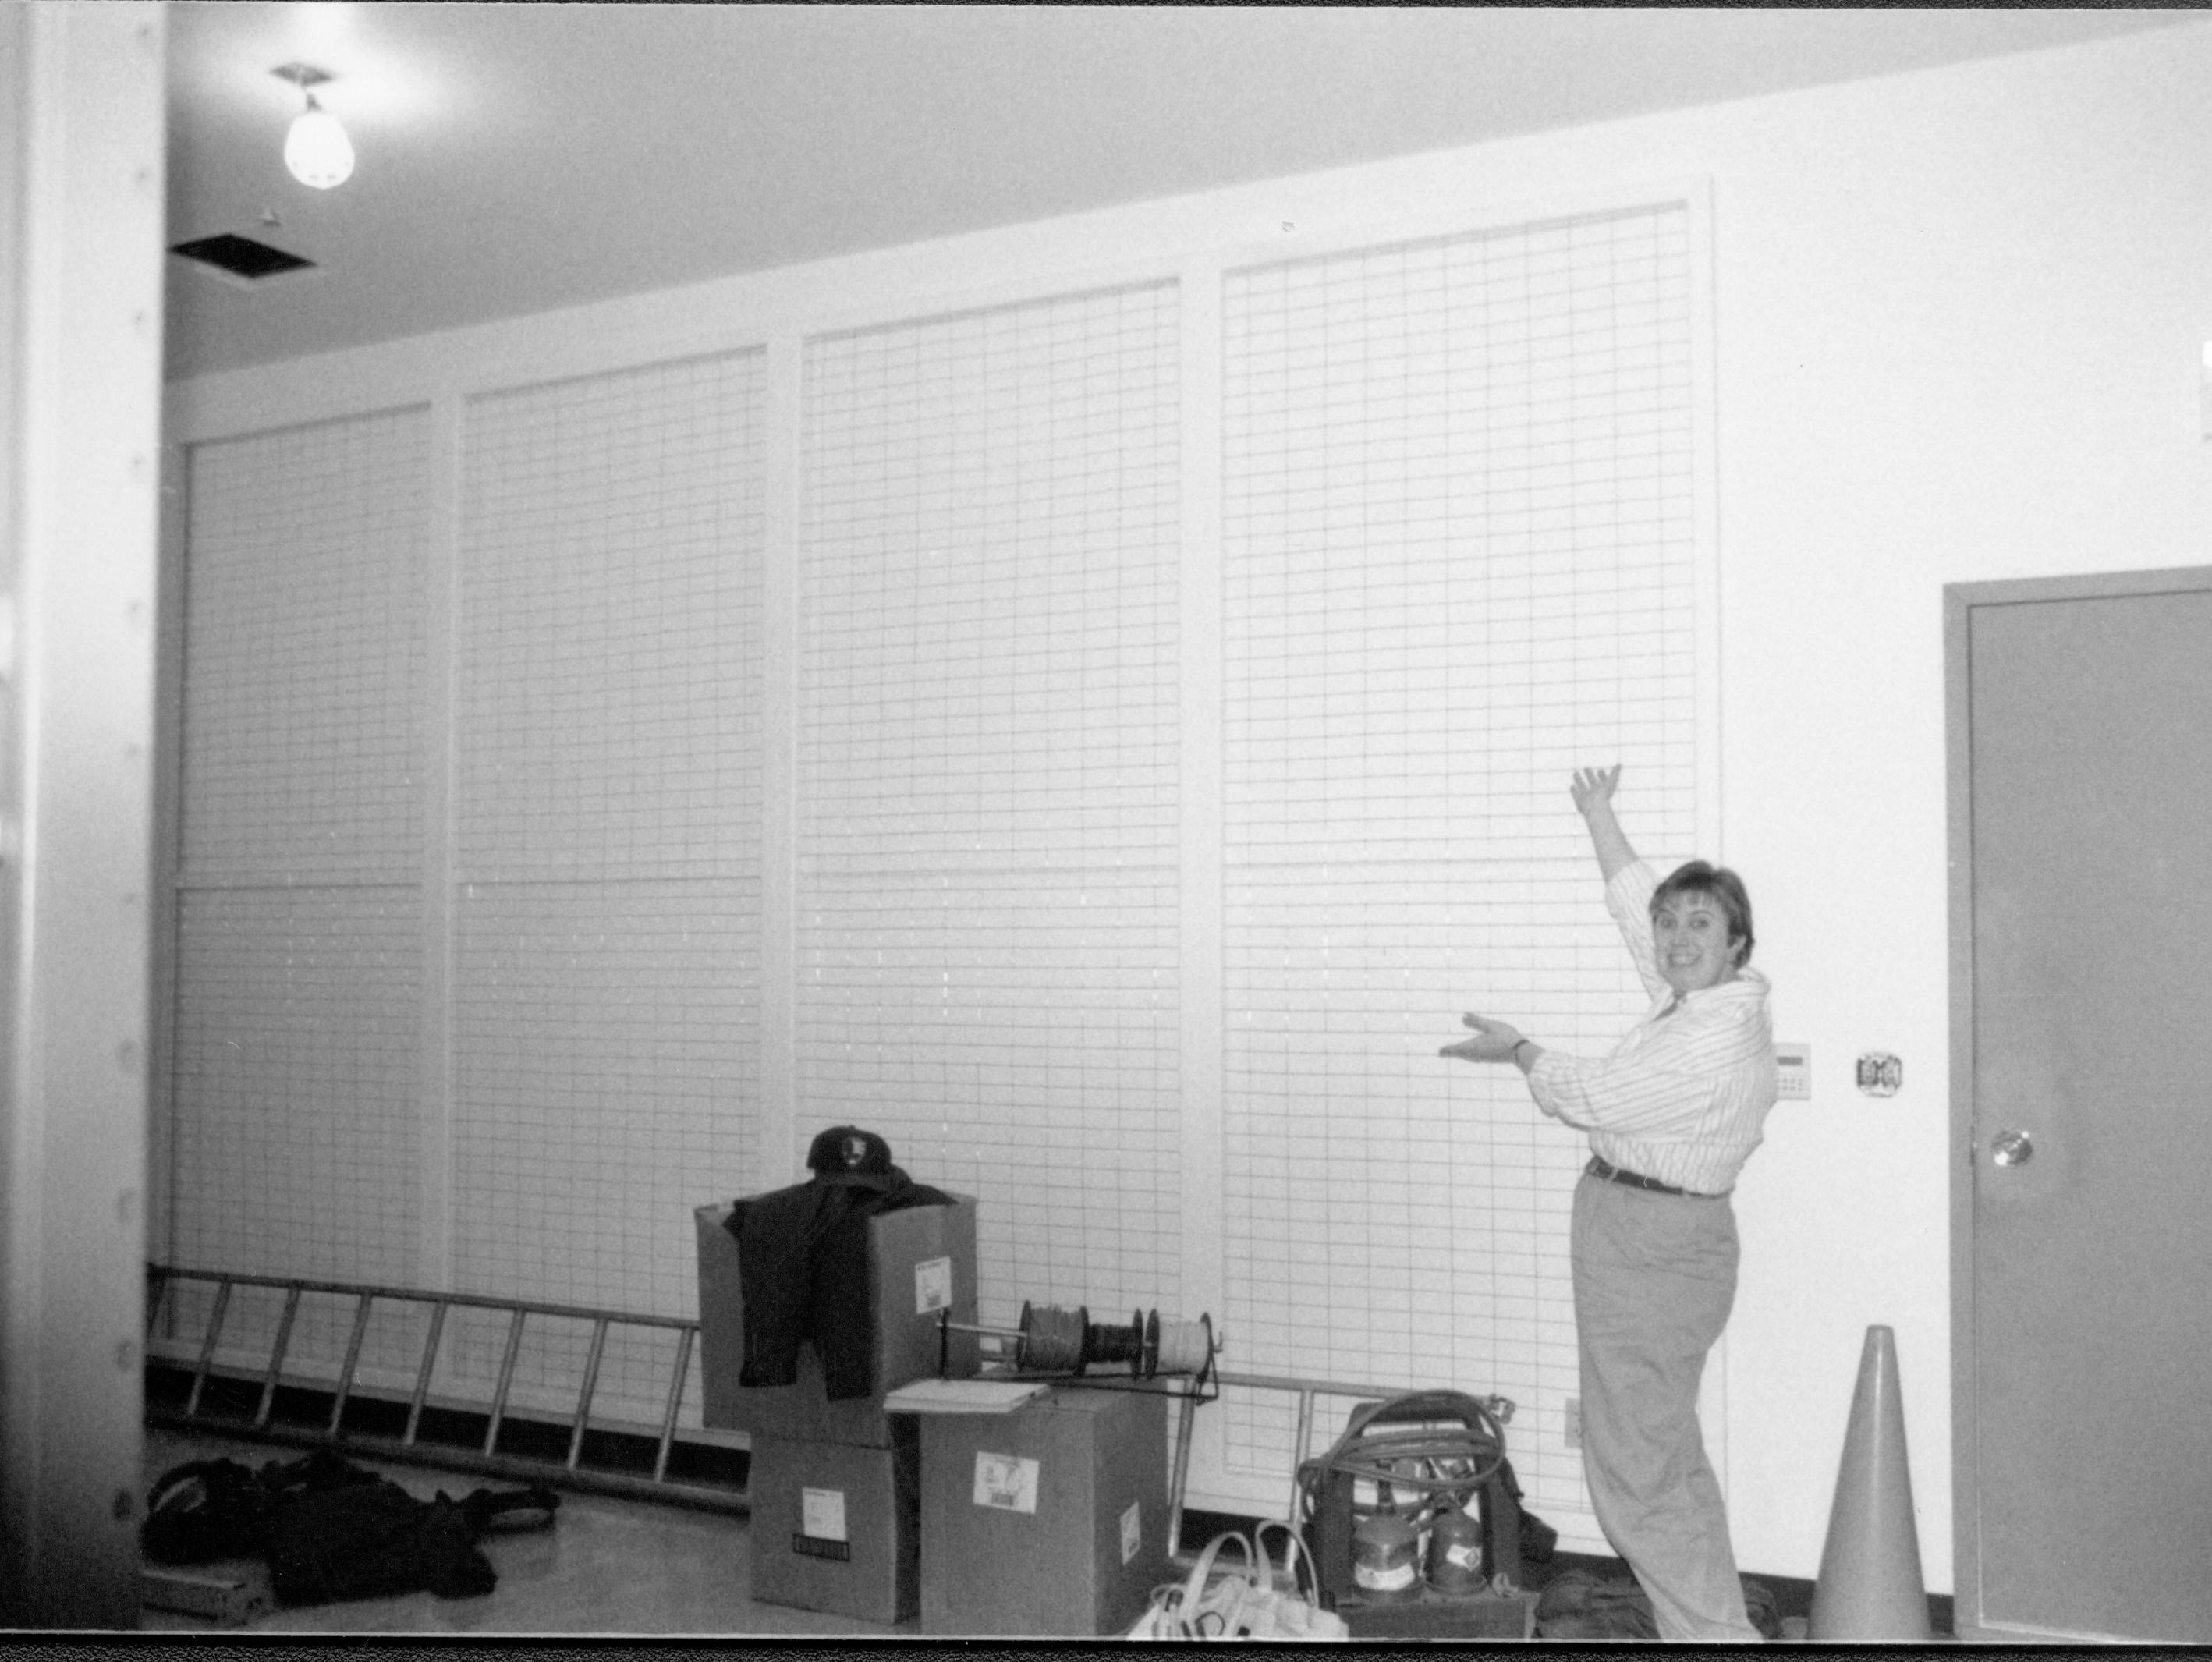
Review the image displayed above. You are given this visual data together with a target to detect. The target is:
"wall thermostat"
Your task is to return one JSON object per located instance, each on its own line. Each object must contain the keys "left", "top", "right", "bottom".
{"left": 1773, "top": 1044, "right": 1811, "bottom": 1100}
{"left": 1856, "top": 1052, "right": 1902, "bottom": 1097}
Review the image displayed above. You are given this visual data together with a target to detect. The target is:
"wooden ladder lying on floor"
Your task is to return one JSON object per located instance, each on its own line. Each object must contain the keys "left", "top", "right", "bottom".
{"left": 143, "top": 1263, "right": 736, "bottom": 1511}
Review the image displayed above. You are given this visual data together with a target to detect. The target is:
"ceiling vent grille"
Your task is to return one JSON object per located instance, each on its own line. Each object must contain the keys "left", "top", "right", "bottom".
{"left": 168, "top": 233, "right": 319, "bottom": 287}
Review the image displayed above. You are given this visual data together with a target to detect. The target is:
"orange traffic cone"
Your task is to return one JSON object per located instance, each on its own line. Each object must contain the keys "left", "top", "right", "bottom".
{"left": 1808, "top": 1324, "right": 1931, "bottom": 1642}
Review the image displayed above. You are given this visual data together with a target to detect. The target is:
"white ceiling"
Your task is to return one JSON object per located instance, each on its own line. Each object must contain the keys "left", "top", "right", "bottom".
{"left": 162, "top": 3, "right": 2190, "bottom": 382}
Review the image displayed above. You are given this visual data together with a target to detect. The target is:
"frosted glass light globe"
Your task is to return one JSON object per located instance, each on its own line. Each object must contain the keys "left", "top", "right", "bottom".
{"left": 284, "top": 99, "right": 354, "bottom": 189}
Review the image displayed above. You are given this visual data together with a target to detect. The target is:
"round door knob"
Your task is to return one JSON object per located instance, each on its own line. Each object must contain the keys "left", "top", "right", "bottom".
{"left": 1991, "top": 1129, "right": 2033, "bottom": 1168}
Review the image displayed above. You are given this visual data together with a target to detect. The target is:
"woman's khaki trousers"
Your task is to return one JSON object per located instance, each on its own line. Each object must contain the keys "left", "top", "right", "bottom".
{"left": 1571, "top": 1171, "right": 1761, "bottom": 1643}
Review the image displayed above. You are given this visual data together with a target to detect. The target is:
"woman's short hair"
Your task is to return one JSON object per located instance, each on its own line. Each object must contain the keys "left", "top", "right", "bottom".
{"left": 1650, "top": 859, "right": 1756, "bottom": 966}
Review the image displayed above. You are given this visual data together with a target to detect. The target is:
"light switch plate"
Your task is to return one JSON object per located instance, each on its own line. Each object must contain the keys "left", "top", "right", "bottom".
{"left": 1774, "top": 1043, "right": 1811, "bottom": 1100}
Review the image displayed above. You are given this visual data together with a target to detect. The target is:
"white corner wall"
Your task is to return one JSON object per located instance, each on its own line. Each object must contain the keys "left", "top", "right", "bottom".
{"left": 3, "top": 0, "right": 165, "bottom": 1627}
{"left": 166, "top": 21, "right": 2212, "bottom": 1588}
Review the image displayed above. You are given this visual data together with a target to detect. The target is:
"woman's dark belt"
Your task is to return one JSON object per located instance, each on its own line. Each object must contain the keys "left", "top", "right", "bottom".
{"left": 1584, "top": 1153, "right": 1728, "bottom": 1200}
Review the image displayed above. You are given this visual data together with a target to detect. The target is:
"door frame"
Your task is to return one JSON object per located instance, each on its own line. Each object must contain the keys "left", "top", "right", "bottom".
{"left": 1944, "top": 562, "right": 2212, "bottom": 1641}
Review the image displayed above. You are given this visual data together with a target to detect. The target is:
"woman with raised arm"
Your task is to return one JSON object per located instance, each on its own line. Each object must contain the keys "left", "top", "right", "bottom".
{"left": 1440, "top": 764, "right": 1778, "bottom": 1643}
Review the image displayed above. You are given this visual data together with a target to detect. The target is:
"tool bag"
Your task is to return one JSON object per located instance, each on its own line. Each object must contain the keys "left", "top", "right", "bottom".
{"left": 141, "top": 1457, "right": 291, "bottom": 1565}
{"left": 142, "top": 1448, "right": 389, "bottom": 1566}
{"left": 1295, "top": 1390, "right": 1553, "bottom": 1606}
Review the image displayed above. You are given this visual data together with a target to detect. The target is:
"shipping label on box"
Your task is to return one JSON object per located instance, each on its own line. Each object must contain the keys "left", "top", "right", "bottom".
{"left": 972, "top": 1451, "right": 1040, "bottom": 1514}
{"left": 799, "top": 1485, "right": 850, "bottom": 1557}
{"left": 915, "top": 1255, "right": 952, "bottom": 1313}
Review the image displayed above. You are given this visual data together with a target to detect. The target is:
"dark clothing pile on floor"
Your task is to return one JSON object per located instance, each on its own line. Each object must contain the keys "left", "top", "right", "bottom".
{"left": 142, "top": 1448, "right": 558, "bottom": 1607}
{"left": 726, "top": 1123, "right": 953, "bottom": 1400}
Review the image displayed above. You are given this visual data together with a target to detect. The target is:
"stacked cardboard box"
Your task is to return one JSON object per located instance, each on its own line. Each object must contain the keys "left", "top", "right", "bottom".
{"left": 743, "top": 1425, "right": 922, "bottom": 1625}
{"left": 693, "top": 1196, "right": 979, "bottom": 1624}
{"left": 917, "top": 1385, "right": 1170, "bottom": 1637}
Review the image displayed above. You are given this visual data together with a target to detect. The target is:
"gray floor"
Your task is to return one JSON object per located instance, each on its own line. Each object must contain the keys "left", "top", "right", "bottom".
{"left": 136, "top": 1428, "right": 1854, "bottom": 1641}
{"left": 138, "top": 1426, "right": 917, "bottom": 1637}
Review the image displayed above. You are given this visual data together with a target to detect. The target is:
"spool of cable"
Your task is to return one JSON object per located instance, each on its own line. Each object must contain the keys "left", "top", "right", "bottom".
{"left": 1012, "top": 1302, "right": 1217, "bottom": 1380}
{"left": 1016, "top": 1302, "right": 1089, "bottom": 1373}
{"left": 1083, "top": 1309, "right": 1147, "bottom": 1376}
{"left": 1153, "top": 1313, "right": 1215, "bottom": 1377}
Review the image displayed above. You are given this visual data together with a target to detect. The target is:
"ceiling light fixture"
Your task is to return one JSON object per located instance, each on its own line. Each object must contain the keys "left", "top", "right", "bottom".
{"left": 272, "top": 63, "right": 354, "bottom": 190}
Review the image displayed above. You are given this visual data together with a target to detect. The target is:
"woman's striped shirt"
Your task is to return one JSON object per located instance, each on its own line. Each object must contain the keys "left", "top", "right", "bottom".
{"left": 1525, "top": 859, "right": 1778, "bottom": 1196}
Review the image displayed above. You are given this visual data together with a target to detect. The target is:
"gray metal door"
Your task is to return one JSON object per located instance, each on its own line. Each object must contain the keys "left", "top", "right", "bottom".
{"left": 1949, "top": 567, "right": 2212, "bottom": 1643}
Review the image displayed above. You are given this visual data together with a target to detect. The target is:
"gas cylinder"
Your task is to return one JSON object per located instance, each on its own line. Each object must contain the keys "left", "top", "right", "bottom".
{"left": 1351, "top": 1509, "right": 1420, "bottom": 1600}
{"left": 1423, "top": 1501, "right": 1487, "bottom": 1593}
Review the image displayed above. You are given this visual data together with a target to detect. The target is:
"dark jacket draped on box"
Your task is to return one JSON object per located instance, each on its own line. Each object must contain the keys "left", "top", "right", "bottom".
{"left": 726, "top": 1125, "right": 953, "bottom": 1400}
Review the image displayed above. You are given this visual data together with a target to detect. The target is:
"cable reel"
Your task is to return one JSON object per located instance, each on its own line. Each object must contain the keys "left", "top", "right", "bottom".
{"left": 1013, "top": 1302, "right": 1217, "bottom": 1380}
{"left": 934, "top": 1300, "right": 1221, "bottom": 1396}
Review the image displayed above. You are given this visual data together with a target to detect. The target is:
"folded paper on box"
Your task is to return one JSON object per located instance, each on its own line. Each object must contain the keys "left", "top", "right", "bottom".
{"left": 882, "top": 1377, "right": 1048, "bottom": 1415}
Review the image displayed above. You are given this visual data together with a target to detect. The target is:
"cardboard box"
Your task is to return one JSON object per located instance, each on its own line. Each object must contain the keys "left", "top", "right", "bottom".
{"left": 918, "top": 1386, "right": 1170, "bottom": 1637}
{"left": 694, "top": 1194, "right": 979, "bottom": 1448}
{"left": 747, "top": 1428, "right": 920, "bottom": 1625}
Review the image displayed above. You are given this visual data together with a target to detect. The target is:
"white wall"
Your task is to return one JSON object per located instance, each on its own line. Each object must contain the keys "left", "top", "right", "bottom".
{"left": 1671, "top": 30, "right": 2212, "bottom": 1583}
{"left": 168, "top": 22, "right": 2212, "bottom": 1587}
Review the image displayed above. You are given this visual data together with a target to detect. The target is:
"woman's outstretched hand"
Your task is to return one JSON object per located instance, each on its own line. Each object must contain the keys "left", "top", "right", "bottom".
{"left": 1570, "top": 764, "right": 1622, "bottom": 819}
{"left": 1440, "top": 1012, "right": 1524, "bottom": 1063}
{"left": 1571, "top": 763, "right": 1636, "bottom": 881}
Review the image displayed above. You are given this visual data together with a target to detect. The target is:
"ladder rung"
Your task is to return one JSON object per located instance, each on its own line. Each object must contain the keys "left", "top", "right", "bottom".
{"left": 328, "top": 1292, "right": 374, "bottom": 1434}
{"left": 404, "top": 1300, "right": 448, "bottom": 1448}
{"left": 184, "top": 1280, "right": 232, "bottom": 1418}
{"left": 253, "top": 1286, "right": 302, "bottom": 1430}
{"left": 566, "top": 1319, "right": 610, "bottom": 1470}
{"left": 484, "top": 1308, "right": 527, "bottom": 1456}
{"left": 654, "top": 1325, "right": 694, "bottom": 1483}
{"left": 1289, "top": 1387, "right": 1317, "bottom": 1525}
